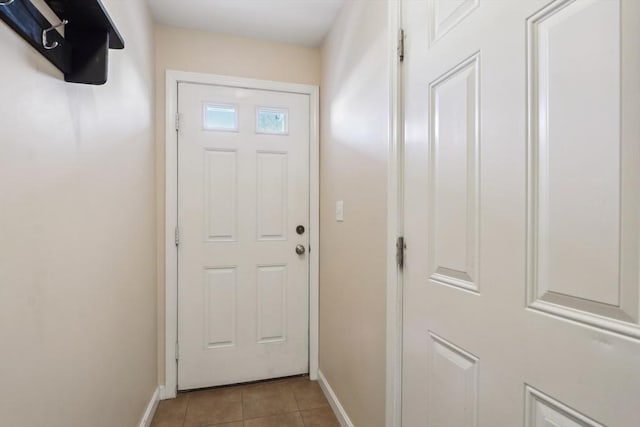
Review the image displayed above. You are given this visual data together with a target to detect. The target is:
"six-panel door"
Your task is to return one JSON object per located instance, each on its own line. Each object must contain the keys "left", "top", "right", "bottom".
{"left": 177, "top": 83, "right": 310, "bottom": 390}
{"left": 403, "top": 0, "right": 640, "bottom": 425}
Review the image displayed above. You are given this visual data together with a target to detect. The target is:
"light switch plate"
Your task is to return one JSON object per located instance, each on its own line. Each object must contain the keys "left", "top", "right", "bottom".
{"left": 336, "top": 200, "right": 344, "bottom": 222}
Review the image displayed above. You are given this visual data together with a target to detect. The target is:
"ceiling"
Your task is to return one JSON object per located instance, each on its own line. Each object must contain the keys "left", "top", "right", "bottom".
{"left": 148, "top": 0, "right": 345, "bottom": 47}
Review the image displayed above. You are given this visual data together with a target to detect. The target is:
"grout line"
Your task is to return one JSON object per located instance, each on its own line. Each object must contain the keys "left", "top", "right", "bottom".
{"left": 290, "top": 380, "right": 302, "bottom": 412}
{"left": 240, "top": 387, "right": 245, "bottom": 421}
{"left": 242, "top": 410, "right": 302, "bottom": 422}
{"left": 180, "top": 393, "right": 191, "bottom": 427}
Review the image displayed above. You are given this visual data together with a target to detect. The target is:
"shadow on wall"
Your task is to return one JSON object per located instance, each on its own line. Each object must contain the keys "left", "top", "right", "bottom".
{"left": 324, "top": 1, "right": 389, "bottom": 153}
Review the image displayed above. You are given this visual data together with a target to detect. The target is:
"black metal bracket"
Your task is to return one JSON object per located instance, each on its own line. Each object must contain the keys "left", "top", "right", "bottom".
{"left": 0, "top": 0, "right": 124, "bottom": 85}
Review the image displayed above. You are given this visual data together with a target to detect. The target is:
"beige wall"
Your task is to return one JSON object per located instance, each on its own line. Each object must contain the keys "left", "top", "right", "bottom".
{"left": 0, "top": 1, "right": 157, "bottom": 426}
{"left": 154, "top": 25, "right": 321, "bottom": 383}
{"left": 320, "top": 1, "right": 390, "bottom": 426}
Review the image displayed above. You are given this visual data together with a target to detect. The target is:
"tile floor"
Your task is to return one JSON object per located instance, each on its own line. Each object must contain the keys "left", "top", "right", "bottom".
{"left": 151, "top": 376, "right": 340, "bottom": 427}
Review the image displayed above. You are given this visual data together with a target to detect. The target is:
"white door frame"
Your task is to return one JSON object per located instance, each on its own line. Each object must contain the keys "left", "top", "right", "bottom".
{"left": 163, "top": 70, "right": 320, "bottom": 399}
{"left": 386, "top": 1, "right": 404, "bottom": 426}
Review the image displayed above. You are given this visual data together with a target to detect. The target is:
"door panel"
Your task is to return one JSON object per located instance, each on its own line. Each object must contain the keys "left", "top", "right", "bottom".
{"left": 428, "top": 53, "right": 480, "bottom": 293}
{"left": 178, "top": 83, "right": 310, "bottom": 390}
{"left": 256, "top": 265, "right": 287, "bottom": 343}
{"left": 427, "top": 332, "right": 479, "bottom": 427}
{"left": 204, "top": 149, "right": 237, "bottom": 241}
{"left": 526, "top": 0, "right": 640, "bottom": 336}
{"left": 256, "top": 152, "right": 288, "bottom": 240}
{"left": 204, "top": 267, "right": 237, "bottom": 348}
{"left": 402, "top": 0, "right": 640, "bottom": 426}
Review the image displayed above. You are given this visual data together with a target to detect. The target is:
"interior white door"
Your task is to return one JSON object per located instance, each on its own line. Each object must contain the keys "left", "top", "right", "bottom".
{"left": 402, "top": 0, "right": 640, "bottom": 426}
{"left": 177, "top": 82, "right": 310, "bottom": 390}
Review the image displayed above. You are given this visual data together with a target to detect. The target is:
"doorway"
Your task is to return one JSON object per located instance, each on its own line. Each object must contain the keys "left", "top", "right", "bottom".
{"left": 164, "top": 72, "right": 319, "bottom": 396}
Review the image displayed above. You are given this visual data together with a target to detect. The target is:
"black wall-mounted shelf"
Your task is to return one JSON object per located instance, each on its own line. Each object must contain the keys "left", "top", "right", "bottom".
{"left": 0, "top": 0, "right": 124, "bottom": 85}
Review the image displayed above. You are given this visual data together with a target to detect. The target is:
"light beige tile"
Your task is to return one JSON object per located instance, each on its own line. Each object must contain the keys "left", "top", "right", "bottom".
{"left": 190, "top": 385, "right": 243, "bottom": 403}
{"left": 242, "top": 381, "right": 298, "bottom": 419}
{"left": 183, "top": 387, "right": 243, "bottom": 427}
{"left": 243, "top": 412, "right": 304, "bottom": 427}
{"left": 289, "top": 380, "right": 329, "bottom": 410}
{"left": 300, "top": 407, "right": 340, "bottom": 427}
{"left": 280, "top": 375, "right": 308, "bottom": 384}
{"left": 151, "top": 393, "right": 190, "bottom": 427}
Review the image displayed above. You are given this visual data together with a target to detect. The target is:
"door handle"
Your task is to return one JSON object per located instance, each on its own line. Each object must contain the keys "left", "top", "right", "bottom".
{"left": 295, "top": 244, "right": 306, "bottom": 255}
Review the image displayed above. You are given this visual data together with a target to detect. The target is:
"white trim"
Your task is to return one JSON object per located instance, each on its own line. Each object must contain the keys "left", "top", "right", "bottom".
{"left": 308, "top": 76, "right": 320, "bottom": 381}
{"left": 163, "top": 70, "right": 320, "bottom": 397}
{"left": 138, "top": 386, "right": 160, "bottom": 427}
{"left": 386, "top": 1, "right": 404, "bottom": 426}
{"left": 317, "top": 370, "right": 355, "bottom": 427}
{"left": 158, "top": 385, "right": 172, "bottom": 401}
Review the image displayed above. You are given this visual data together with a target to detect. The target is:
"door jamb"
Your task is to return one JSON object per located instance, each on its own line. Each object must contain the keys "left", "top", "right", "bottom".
{"left": 163, "top": 70, "right": 320, "bottom": 399}
{"left": 386, "top": 1, "right": 404, "bottom": 426}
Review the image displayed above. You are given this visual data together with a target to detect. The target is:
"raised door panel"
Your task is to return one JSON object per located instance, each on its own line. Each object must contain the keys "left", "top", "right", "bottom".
{"left": 525, "top": 386, "right": 603, "bottom": 427}
{"left": 429, "top": 0, "right": 479, "bottom": 45}
{"left": 429, "top": 54, "right": 480, "bottom": 292}
{"left": 527, "top": 0, "right": 640, "bottom": 337}
{"left": 204, "top": 150, "right": 237, "bottom": 241}
{"left": 204, "top": 268, "right": 237, "bottom": 348}
{"left": 257, "top": 265, "right": 287, "bottom": 343}
{"left": 428, "top": 333, "right": 479, "bottom": 427}
{"left": 257, "top": 152, "right": 288, "bottom": 241}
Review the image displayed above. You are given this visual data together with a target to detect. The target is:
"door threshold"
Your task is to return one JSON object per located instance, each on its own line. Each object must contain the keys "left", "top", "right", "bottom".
{"left": 178, "top": 373, "right": 310, "bottom": 394}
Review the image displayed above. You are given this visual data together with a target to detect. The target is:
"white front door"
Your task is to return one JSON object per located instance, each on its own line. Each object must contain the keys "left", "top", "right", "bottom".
{"left": 177, "top": 82, "right": 310, "bottom": 390}
{"left": 402, "top": 0, "right": 640, "bottom": 426}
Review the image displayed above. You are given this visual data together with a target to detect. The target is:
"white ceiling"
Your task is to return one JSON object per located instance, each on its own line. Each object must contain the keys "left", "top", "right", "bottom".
{"left": 148, "top": 0, "right": 345, "bottom": 47}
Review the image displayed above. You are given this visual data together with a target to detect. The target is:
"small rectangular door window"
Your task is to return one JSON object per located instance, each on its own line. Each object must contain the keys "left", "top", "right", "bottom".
{"left": 203, "top": 103, "right": 238, "bottom": 131}
{"left": 256, "top": 107, "right": 289, "bottom": 135}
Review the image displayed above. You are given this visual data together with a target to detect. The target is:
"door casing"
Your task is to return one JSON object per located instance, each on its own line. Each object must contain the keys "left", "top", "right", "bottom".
{"left": 162, "top": 70, "right": 320, "bottom": 399}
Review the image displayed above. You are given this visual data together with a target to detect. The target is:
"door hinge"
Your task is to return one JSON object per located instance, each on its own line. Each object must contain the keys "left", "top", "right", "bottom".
{"left": 175, "top": 226, "right": 180, "bottom": 247}
{"left": 396, "top": 236, "right": 406, "bottom": 269}
{"left": 398, "top": 28, "right": 405, "bottom": 62}
{"left": 175, "top": 341, "right": 180, "bottom": 361}
{"left": 175, "top": 112, "right": 181, "bottom": 132}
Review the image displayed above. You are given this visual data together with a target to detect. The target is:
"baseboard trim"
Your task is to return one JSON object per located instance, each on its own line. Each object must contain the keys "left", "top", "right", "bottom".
{"left": 317, "top": 370, "right": 354, "bottom": 427}
{"left": 139, "top": 386, "right": 160, "bottom": 427}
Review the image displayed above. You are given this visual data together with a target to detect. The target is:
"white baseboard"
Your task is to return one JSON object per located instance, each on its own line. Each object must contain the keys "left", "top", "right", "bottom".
{"left": 139, "top": 386, "right": 161, "bottom": 427}
{"left": 317, "top": 370, "right": 355, "bottom": 427}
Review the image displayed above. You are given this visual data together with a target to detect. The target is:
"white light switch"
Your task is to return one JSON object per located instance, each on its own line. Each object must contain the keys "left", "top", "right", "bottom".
{"left": 336, "top": 200, "right": 344, "bottom": 222}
